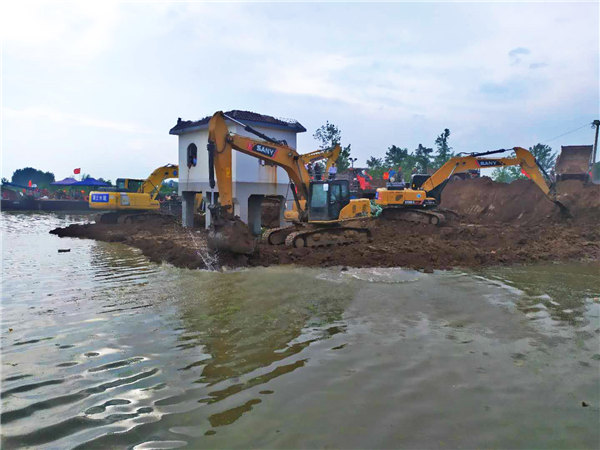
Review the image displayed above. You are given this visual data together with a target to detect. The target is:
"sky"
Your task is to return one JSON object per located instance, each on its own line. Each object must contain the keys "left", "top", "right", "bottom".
{"left": 2, "top": 1, "right": 599, "bottom": 182}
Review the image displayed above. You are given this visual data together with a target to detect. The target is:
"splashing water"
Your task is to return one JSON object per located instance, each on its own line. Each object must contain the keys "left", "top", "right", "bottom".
{"left": 184, "top": 227, "right": 219, "bottom": 271}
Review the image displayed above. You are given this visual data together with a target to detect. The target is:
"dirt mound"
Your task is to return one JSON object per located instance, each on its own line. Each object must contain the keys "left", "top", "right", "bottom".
{"left": 440, "top": 177, "right": 575, "bottom": 224}
{"left": 208, "top": 214, "right": 256, "bottom": 255}
{"left": 555, "top": 180, "right": 600, "bottom": 223}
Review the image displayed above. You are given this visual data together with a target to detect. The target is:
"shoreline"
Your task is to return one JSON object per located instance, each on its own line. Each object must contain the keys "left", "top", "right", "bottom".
{"left": 49, "top": 214, "right": 599, "bottom": 272}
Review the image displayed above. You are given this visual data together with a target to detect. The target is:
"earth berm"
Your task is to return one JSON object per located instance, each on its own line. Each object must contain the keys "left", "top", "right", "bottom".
{"left": 50, "top": 179, "right": 600, "bottom": 271}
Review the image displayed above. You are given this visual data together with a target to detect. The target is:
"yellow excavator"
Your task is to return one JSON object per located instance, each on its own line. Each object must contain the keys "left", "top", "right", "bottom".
{"left": 375, "top": 147, "right": 569, "bottom": 223}
{"left": 206, "top": 111, "right": 372, "bottom": 253}
{"left": 89, "top": 164, "right": 179, "bottom": 223}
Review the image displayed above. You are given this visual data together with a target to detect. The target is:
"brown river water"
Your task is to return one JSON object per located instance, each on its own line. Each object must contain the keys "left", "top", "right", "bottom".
{"left": 1, "top": 212, "right": 599, "bottom": 449}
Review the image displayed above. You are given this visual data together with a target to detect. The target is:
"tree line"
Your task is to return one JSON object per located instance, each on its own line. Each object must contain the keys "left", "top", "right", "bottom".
{"left": 314, "top": 122, "right": 557, "bottom": 182}
{"left": 3, "top": 135, "right": 558, "bottom": 190}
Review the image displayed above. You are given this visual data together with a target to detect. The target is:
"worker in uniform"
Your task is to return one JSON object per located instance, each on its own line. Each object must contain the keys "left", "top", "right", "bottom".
{"left": 328, "top": 163, "right": 337, "bottom": 180}
{"left": 314, "top": 163, "right": 323, "bottom": 181}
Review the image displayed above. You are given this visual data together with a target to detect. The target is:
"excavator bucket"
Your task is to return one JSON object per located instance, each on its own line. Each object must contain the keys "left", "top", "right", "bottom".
{"left": 207, "top": 205, "right": 256, "bottom": 255}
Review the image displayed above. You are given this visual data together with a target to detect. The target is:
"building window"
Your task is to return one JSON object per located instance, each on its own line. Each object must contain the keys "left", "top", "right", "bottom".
{"left": 187, "top": 143, "right": 198, "bottom": 168}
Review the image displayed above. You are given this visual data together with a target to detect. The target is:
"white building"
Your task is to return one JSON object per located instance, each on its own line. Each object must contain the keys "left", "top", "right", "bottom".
{"left": 169, "top": 110, "right": 306, "bottom": 234}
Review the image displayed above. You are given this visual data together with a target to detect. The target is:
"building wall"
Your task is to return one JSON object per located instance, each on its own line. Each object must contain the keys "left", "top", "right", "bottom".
{"left": 177, "top": 123, "right": 295, "bottom": 192}
{"left": 176, "top": 121, "right": 297, "bottom": 229}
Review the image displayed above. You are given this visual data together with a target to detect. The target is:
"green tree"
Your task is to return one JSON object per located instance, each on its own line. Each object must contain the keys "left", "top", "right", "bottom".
{"left": 528, "top": 143, "right": 556, "bottom": 173}
{"left": 384, "top": 145, "right": 409, "bottom": 167}
{"left": 313, "top": 121, "right": 341, "bottom": 148}
{"left": 414, "top": 144, "right": 434, "bottom": 173}
{"left": 337, "top": 144, "right": 352, "bottom": 172}
{"left": 491, "top": 167, "right": 517, "bottom": 183}
{"left": 11, "top": 167, "right": 55, "bottom": 187}
{"left": 313, "top": 121, "right": 351, "bottom": 171}
{"left": 492, "top": 144, "right": 556, "bottom": 183}
{"left": 433, "top": 128, "right": 453, "bottom": 169}
{"left": 366, "top": 156, "right": 385, "bottom": 179}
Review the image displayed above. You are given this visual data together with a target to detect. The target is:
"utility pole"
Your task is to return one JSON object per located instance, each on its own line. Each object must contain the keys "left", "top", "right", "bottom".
{"left": 591, "top": 120, "right": 600, "bottom": 181}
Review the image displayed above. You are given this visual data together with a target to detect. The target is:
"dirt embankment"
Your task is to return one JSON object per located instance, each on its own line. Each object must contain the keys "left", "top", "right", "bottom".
{"left": 51, "top": 179, "right": 600, "bottom": 271}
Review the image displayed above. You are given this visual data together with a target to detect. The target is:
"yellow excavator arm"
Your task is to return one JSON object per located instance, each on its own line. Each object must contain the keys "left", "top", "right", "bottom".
{"left": 207, "top": 111, "right": 312, "bottom": 220}
{"left": 421, "top": 147, "right": 550, "bottom": 198}
{"left": 140, "top": 164, "right": 179, "bottom": 200}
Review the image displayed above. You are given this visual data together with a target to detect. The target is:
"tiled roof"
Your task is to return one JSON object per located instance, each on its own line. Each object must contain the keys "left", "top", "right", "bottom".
{"left": 169, "top": 110, "right": 306, "bottom": 135}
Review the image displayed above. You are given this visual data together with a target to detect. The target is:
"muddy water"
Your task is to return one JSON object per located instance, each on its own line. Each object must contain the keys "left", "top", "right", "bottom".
{"left": 1, "top": 212, "right": 599, "bottom": 449}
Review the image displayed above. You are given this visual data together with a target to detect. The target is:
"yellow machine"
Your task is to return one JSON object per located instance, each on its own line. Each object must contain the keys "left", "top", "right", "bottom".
{"left": 375, "top": 147, "right": 565, "bottom": 224}
{"left": 299, "top": 145, "right": 341, "bottom": 174}
{"left": 206, "top": 111, "right": 371, "bottom": 250}
{"left": 89, "top": 164, "right": 179, "bottom": 222}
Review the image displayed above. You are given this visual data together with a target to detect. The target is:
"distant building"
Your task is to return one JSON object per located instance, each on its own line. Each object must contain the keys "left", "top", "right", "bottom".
{"left": 169, "top": 110, "right": 306, "bottom": 233}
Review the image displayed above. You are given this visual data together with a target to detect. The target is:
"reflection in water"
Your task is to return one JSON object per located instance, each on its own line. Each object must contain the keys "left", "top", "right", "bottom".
{"left": 1, "top": 212, "right": 599, "bottom": 449}
{"left": 478, "top": 263, "right": 599, "bottom": 325}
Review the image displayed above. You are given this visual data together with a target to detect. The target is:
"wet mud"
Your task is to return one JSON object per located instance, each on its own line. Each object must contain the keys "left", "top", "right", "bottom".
{"left": 51, "top": 179, "right": 600, "bottom": 271}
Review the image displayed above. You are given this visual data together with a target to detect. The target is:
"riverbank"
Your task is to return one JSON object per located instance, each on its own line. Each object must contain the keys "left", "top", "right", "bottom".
{"left": 49, "top": 179, "right": 600, "bottom": 271}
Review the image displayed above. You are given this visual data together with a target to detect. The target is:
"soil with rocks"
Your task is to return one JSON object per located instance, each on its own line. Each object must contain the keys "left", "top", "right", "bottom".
{"left": 50, "top": 179, "right": 600, "bottom": 271}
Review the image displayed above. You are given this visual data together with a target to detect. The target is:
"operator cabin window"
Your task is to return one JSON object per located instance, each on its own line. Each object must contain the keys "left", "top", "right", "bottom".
{"left": 187, "top": 143, "right": 198, "bottom": 168}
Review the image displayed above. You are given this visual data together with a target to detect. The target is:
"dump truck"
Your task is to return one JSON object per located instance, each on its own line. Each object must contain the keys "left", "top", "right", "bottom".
{"left": 555, "top": 145, "right": 593, "bottom": 182}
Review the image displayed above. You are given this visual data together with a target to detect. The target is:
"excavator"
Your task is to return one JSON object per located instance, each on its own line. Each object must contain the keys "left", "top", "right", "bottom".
{"left": 206, "top": 111, "right": 372, "bottom": 253}
{"left": 375, "top": 147, "right": 569, "bottom": 224}
{"left": 89, "top": 164, "right": 179, "bottom": 223}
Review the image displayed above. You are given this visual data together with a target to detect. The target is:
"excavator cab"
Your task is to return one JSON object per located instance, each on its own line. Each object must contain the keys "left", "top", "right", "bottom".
{"left": 308, "top": 179, "right": 351, "bottom": 221}
{"left": 116, "top": 178, "right": 144, "bottom": 193}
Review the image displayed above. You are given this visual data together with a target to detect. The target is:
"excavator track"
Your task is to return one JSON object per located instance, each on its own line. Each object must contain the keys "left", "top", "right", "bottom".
{"left": 381, "top": 207, "right": 446, "bottom": 225}
{"left": 262, "top": 225, "right": 299, "bottom": 245}
{"left": 284, "top": 226, "right": 371, "bottom": 248}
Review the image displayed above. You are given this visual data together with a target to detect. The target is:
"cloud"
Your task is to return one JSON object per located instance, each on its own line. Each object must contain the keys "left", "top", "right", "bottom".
{"left": 0, "top": 1, "right": 121, "bottom": 63}
{"left": 3, "top": 106, "right": 155, "bottom": 134}
{"left": 508, "top": 47, "right": 531, "bottom": 65}
{"left": 529, "top": 62, "right": 548, "bottom": 70}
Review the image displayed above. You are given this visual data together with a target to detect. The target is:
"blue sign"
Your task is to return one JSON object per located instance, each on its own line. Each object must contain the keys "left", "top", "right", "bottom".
{"left": 91, "top": 193, "right": 109, "bottom": 203}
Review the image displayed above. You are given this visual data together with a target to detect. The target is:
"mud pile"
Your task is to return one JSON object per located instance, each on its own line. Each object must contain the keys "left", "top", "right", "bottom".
{"left": 261, "top": 198, "right": 282, "bottom": 228}
{"left": 555, "top": 180, "right": 600, "bottom": 223}
{"left": 440, "top": 178, "right": 557, "bottom": 224}
{"left": 440, "top": 178, "right": 600, "bottom": 225}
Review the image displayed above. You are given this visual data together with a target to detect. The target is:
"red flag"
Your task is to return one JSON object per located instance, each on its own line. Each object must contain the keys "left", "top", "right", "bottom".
{"left": 28, "top": 180, "right": 32, "bottom": 187}
{"left": 383, "top": 171, "right": 389, "bottom": 180}
{"left": 74, "top": 168, "right": 81, "bottom": 174}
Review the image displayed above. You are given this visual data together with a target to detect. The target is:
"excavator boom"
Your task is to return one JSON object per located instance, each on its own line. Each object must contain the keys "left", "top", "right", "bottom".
{"left": 141, "top": 164, "right": 179, "bottom": 200}
{"left": 421, "top": 147, "right": 550, "bottom": 200}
